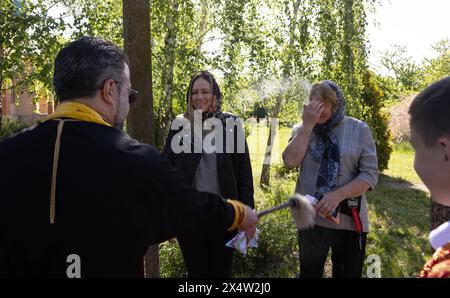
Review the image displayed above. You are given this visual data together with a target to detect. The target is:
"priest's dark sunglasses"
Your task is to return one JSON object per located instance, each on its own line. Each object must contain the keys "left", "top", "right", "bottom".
{"left": 99, "top": 79, "right": 138, "bottom": 104}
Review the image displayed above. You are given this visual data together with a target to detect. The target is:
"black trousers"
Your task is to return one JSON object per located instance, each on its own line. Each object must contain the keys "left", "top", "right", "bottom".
{"left": 178, "top": 229, "right": 235, "bottom": 278}
{"left": 298, "top": 225, "right": 367, "bottom": 278}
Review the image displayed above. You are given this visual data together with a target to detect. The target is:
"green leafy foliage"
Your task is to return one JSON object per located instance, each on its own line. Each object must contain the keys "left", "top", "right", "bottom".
{"left": 380, "top": 45, "right": 422, "bottom": 93}
{"left": 377, "top": 39, "right": 449, "bottom": 100}
{"left": 0, "top": 0, "right": 65, "bottom": 92}
{"left": 357, "top": 71, "right": 393, "bottom": 171}
{"left": 0, "top": 116, "right": 30, "bottom": 140}
{"left": 232, "top": 210, "right": 299, "bottom": 278}
{"left": 159, "top": 241, "right": 187, "bottom": 278}
{"left": 420, "top": 39, "right": 450, "bottom": 88}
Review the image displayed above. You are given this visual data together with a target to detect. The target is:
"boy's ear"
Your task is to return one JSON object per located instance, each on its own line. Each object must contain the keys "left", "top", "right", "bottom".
{"left": 439, "top": 136, "right": 450, "bottom": 162}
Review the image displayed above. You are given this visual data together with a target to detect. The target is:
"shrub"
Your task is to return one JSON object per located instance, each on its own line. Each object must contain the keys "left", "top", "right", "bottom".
{"left": 251, "top": 102, "right": 267, "bottom": 119}
{"left": 272, "top": 162, "right": 298, "bottom": 181}
{"left": 387, "top": 95, "right": 414, "bottom": 144}
{"left": 231, "top": 210, "right": 299, "bottom": 278}
{"left": 159, "top": 241, "right": 187, "bottom": 277}
{"left": 0, "top": 116, "right": 30, "bottom": 141}
{"left": 358, "top": 71, "right": 393, "bottom": 172}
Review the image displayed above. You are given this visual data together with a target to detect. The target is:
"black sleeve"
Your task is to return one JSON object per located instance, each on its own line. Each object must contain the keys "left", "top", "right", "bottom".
{"left": 237, "top": 139, "right": 255, "bottom": 209}
{"left": 142, "top": 152, "right": 235, "bottom": 245}
{"left": 162, "top": 126, "right": 177, "bottom": 162}
{"left": 232, "top": 117, "right": 254, "bottom": 208}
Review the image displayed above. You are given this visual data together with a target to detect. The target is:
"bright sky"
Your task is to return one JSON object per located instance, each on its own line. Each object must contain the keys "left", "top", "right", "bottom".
{"left": 367, "top": 0, "right": 450, "bottom": 72}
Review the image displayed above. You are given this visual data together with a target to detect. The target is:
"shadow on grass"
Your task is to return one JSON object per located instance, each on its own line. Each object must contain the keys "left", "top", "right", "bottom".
{"left": 365, "top": 174, "right": 431, "bottom": 277}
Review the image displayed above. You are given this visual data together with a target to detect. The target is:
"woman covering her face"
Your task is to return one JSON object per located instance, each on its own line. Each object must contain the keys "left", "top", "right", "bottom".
{"left": 283, "top": 80, "right": 379, "bottom": 278}
{"left": 163, "top": 71, "right": 254, "bottom": 277}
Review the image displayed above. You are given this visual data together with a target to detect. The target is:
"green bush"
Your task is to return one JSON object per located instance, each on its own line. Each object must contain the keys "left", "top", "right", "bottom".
{"left": 0, "top": 116, "right": 30, "bottom": 141}
{"left": 159, "top": 242, "right": 187, "bottom": 278}
{"left": 251, "top": 102, "right": 267, "bottom": 120}
{"left": 387, "top": 95, "right": 414, "bottom": 144}
{"left": 231, "top": 170, "right": 299, "bottom": 277}
{"left": 271, "top": 162, "right": 298, "bottom": 181}
{"left": 358, "top": 71, "right": 393, "bottom": 172}
{"left": 232, "top": 210, "right": 299, "bottom": 278}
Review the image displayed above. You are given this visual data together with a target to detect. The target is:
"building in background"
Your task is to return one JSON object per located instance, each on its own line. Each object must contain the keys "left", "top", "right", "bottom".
{"left": 1, "top": 88, "right": 54, "bottom": 124}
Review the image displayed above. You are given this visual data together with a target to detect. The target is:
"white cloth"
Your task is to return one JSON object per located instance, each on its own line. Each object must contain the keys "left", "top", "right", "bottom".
{"left": 226, "top": 229, "right": 260, "bottom": 255}
{"left": 429, "top": 220, "right": 450, "bottom": 250}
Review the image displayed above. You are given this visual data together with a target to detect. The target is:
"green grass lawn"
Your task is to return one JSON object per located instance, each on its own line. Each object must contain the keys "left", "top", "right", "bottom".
{"left": 161, "top": 125, "right": 432, "bottom": 278}
{"left": 383, "top": 142, "right": 423, "bottom": 185}
{"left": 246, "top": 124, "right": 293, "bottom": 208}
{"left": 365, "top": 142, "right": 430, "bottom": 278}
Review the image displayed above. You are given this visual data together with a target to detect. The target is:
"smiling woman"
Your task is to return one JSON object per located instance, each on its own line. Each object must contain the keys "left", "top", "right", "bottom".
{"left": 163, "top": 71, "right": 255, "bottom": 278}
{"left": 190, "top": 78, "right": 216, "bottom": 114}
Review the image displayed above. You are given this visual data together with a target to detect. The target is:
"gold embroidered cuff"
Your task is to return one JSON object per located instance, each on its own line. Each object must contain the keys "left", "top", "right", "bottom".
{"left": 226, "top": 199, "right": 247, "bottom": 231}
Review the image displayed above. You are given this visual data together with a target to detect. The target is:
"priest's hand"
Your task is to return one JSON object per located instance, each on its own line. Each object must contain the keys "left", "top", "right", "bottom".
{"left": 239, "top": 206, "right": 258, "bottom": 241}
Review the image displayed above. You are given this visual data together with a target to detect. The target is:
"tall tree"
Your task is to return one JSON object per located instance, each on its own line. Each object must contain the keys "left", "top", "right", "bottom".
{"left": 0, "top": 0, "right": 64, "bottom": 96}
{"left": 421, "top": 38, "right": 450, "bottom": 88}
{"left": 69, "top": 0, "right": 123, "bottom": 45}
{"left": 122, "top": 0, "right": 157, "bottom": 277}
{"left": 260, "top": 0, "right": 304, "bottom": 187}
{"left": 156, "top": 0, "right": 179, "bottom": 147}
{"left": 151, "top": 0, "right": 212, "bottom": 148}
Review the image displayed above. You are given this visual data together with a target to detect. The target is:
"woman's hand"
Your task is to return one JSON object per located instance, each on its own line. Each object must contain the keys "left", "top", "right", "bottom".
{"left": 316, "top": 191, "right": 345, "bottom": 216}
{"left": 302, "top": 98, "right": 324, "bottom": 129}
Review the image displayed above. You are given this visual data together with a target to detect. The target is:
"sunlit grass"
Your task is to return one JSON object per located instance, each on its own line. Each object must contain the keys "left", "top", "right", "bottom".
{"left": 383, "top": 142, "right": 423, "bottom": 185}
{"left": 366, "top": 178, "right": 430, "bottom": 277}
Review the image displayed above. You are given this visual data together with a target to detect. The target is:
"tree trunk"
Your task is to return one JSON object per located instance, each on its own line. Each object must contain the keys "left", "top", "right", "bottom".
{"left": 122, "top": 0, "right": 158, "bottom": 278}
{"left": 260, "top": 0, "right": 301, "bottom": 187}
{"left": 157, "top": 0, "right": 179, "bottom": 149}
{"left": 196, "top": 0, "right": 208, "bottom": 52}
{"left": 260, "top": 96, "right": 281, "bottom": 187}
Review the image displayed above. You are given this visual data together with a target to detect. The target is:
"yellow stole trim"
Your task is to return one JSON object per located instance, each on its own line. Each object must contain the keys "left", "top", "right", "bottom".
{"left": 46, "top": 101, "right": 112, "bottom": 127}
{"left": 46, "top": 101, "right": 111, "bottom": 224}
